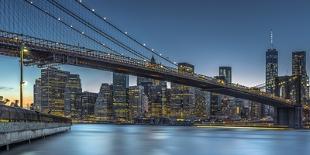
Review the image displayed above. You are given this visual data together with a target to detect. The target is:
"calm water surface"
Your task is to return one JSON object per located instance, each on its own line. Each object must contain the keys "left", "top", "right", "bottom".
{"left": 2, "top": 124, "right": 310, "bottom": 155}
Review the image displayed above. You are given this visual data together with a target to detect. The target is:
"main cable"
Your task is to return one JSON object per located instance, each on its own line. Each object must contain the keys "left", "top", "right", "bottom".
{"left": 75, "top": 0, "right": 177, "bottom": 66}
{"left": 47, "top": 0, "right": 149, "bottom": 60}
{"left": 24, "top": 0, "right": 122, "bottom": 55}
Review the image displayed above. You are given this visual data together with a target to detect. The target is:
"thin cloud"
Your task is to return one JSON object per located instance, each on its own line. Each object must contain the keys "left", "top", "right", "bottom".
{"left": 0, "top": 86, "right": 14, "bottom": 90}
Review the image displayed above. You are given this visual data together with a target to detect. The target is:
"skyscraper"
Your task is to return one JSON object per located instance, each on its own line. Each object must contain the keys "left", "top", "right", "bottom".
{"left": 194, "top": 88, "right": 209, "bottom": 120}
{"left": 178, "top": 62, "right": 195, "bottom": 74}
{"left": 64, "top": 74, "right": 82, "bottom": 118}
{"left": 266, "top": 30, "right": 278, "bottom": 93}
{"left": 266, "top": 48, "right": 278, "bottom": 93}
{"left": 210, "top": 93, "right": 220, "bottom": 117}
{"left": 128, "top": 85, "right": 145, "bottom": 121}
{"left": 264, "top": 31, "right": 278, "bottom": 117}
{"left": 148, "top": 84, "right": 169, "bottom": 118}
{"left": 112, "top": 72, "right": 129, "bottom": 122}
{"left": 34, "top": 67, "right": 82, "bottom": 117}
{"left": 80, "top": 91, "right": 98, "bottom": 119}
{"left": 39, "top": 67, "right": 70, "bottom": 116}
{"left": 292, "top": 51, "right": 307, "bottom": 76}
{"left": 136, "top": 56, "right": 169, "bottom": 119}
{"left": 170, "top": 63, "right": 196, "bottom": 119}
{"left": 95, "top": 83, "right": 113, "bottom": 121}
{"left": 137, "top": 77, "right": 154, "bottom": 87}
{"left": 219, "top": 66, "right": 232, "bottom": 84}
{"left": 210, "top": 75, "right": 228, "bottom": 119}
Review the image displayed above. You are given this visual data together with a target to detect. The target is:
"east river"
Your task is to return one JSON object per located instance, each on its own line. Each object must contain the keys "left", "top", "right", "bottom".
{"left": 2, "top": 124, "right": 310, "bottom": 155}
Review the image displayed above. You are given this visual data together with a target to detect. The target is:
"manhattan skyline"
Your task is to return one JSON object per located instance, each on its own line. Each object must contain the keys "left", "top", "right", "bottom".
{"left": 1, "top": 0, "right": 310, "bottom": 106}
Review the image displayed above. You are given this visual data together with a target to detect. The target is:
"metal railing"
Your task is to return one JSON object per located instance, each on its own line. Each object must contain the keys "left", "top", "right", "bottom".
{"left": 0, "top": 105, "right": 71, "bottom": 123}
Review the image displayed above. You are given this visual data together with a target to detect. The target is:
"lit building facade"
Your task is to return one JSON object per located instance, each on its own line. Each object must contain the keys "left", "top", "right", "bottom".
{"left": 170, "top": 62, "right": 196, "bottom": 120}
{"left": 148, "top": 83, "right": 169, "bottom": 118}
{"left": 265, "top": 48, "right": 278, "bottom": 117}
{"left": 112, "top": 72, "right": 129, "bottom": 122}
{"left": 178, "top": 62, "right": 195, "bottom": 74}
{"left": 210, "top": 93, "right": 220, "bottom": 117}
{"left": 34, "top": 67, "right": 82, "bottom": 117}
{"left": 64, "top": 74, "right": 82, "bottom": 118}
{"left": 250, "top": 101, "right": 262, "bottom": 120}
{"left": 194, "top": 88, "right": 209, "bottom": 120}
{"left": 38, "top": 67, "right": 71, "bottom": 116}
{"left": 128, "top": 86, "right": 145, "bottom": 121}
{"left": 266, "top": 48, "right": 278, "bottom": 93}
{"left": 219, "top": 66, "right": 232, "bottom": 84}
{"left": 95, "top": 83, "right": 113, "bottom": 121}
{"left": 80, "top": 91, "right": 98, "bottom": 119}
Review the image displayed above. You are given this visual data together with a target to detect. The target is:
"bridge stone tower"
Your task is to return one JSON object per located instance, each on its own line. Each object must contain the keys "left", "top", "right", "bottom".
{"left": 274, "top": 75, "right": 303, "bottom": 128}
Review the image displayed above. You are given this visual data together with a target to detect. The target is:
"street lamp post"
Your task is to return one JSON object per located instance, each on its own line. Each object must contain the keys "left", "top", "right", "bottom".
{"left": 20, "top": 44, "right": 28, "bottom": 108}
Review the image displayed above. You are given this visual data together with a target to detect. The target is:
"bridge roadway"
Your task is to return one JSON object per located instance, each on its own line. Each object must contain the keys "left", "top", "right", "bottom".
{"left": 0, "top": 30, "right": 294, "bottom": 109}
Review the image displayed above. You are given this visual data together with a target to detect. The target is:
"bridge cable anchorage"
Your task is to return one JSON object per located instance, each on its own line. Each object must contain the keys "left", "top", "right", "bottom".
{"left": 46, "top": 0, "right": 150, "bottom": 61}
{"left": 74, "top": 0, "right": 177, "bottom": 66}
{"left": 23, "top": 0, "right": 121, "bottom": 56}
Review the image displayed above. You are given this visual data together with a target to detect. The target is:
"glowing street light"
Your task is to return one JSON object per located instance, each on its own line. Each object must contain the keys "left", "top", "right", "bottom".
{"left": 22, "top": 81, "right": 28, "bottom": 87}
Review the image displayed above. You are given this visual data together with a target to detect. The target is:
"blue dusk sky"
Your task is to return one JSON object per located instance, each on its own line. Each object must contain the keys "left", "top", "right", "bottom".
{"left": 0, "top": 0, "right": 310, "bottom": 106}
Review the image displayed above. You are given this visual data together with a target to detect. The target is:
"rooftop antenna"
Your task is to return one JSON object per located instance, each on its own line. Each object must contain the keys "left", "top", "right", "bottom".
{"left": 270, "top": 29, "right": 273, "bottom": 49}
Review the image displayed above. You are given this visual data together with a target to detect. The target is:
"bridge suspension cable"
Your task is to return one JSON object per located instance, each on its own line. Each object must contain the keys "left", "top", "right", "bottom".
{"left": 74, "top": 0, "right": 177, "bottom": 66}
{"left": 23, "top": 0, "right": 122, "bottom": 55}
{"left": 46, "top": 0, "right": 150, "bottom": 61}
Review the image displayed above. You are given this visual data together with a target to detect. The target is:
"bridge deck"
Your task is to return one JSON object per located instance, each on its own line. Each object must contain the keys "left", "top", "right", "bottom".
{"left": 0, "top": 30, "right": 294, "bottom": 108}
